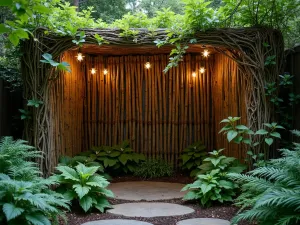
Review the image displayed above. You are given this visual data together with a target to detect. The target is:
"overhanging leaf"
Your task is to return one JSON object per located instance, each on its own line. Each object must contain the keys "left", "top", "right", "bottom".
{"left": 227, "top": 130, "right": 238, "bottom": 142}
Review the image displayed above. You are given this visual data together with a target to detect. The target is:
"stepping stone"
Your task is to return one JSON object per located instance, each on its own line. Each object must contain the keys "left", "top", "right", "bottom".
{"left": 81, "top": 219, "right": 153, "bottom": 225}
{"left": 109, "top": 181, "right": 187, "bottom": 201}
{"left": 107, "top": 202, "right": 194, "bottom": 217}
{"left": 176, "top": 218, "right": 230, "bottom": 225}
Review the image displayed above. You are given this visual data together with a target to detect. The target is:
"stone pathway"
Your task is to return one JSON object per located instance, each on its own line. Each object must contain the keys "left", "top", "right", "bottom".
{"left": 109, "top": 181, "right": 187, "bottom": 201}
{"left": 82, "top": 182, "right": 231, "bottom": 225}
{"left": 107, "top": 202, "right": 194, "bottom": 217}
{"left": 81, "top": 219, "right": 153, "bottom": 225}
{"left": 176, "top": 218, "right": 230, "bottom": 225}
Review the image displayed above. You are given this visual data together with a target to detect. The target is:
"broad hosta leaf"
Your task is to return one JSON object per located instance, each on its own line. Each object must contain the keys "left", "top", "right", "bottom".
{"left": 103, "top": 158, "right": 117, "bottom": 167}
{"left": 63, "top": 190, "right": 77, "bottom": 201}
{"left": 265, "top": 138, "right": 274, "bottom": 146}
{"left": 183, "top": 191, "right": 199, "bottom": 200}
{"left": 79, "top": 196, "right": 93, "bottom": 212}
{"left": 227, "top": 130, "right": 238, "bottom": 142}
{"left": 182, "top": 154, "right": 192, "bottom": 165}
{"left": 73, "top": 184, "right": 91, "bottom": 199}
{"left": 95, "top": 197, "right": 112, "bottom": 213}
{"left": 255, "top": 129, "right": 268, "bottom": 135}
{"left": 119, "top": 154, "right": 130, "bottom": 165}
{"left": 3, "top": 203, "right": 24, "bottom": 221}
{"left": 56, "top": 166, "right": 79, "bottom": 181}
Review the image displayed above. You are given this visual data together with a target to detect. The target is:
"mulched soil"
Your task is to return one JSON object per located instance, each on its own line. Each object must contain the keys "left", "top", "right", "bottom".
{"left": 65, "top": 174, "right": 250, "bottom": 225}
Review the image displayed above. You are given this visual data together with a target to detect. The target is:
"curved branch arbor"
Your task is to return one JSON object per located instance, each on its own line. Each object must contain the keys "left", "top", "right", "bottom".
{"left": 21, "top": 28, "right": 284, "bottom": 175}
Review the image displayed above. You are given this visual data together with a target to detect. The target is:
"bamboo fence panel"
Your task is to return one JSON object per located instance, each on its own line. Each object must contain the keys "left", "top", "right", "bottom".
{"left": 49, "top": 51, "right": 246, "bottom": 167}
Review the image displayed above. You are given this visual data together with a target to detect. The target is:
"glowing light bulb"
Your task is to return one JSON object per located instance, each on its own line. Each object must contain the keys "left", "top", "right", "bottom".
{"left": 76, "top": 52, "right": 84, "bottom": 62}
{"left": 192, "top": 71, "right": 197, "bottom": 77}
{"left": 91, "top": 68, "right": 97, "bottom": 75}
{"left": 103, "top": 69, "right": 108, "bottom": 75}
{"left": 145, "top": 62, "right": 151, "bottom": 69}
{"left": 199, "top": 67, "right": 206, "bottom": 74}
{"left": 202, "top": 49, "right": 209, "bottom": 57}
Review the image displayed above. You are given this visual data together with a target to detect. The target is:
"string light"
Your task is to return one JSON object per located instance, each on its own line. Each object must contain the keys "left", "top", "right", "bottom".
{"left": 192, "top": 71, "right": 197, "bottom": 77}
{"left": 145, "top": 61, "right": 151, "bottom": 69}
{"left": 91, "top": 68, "right": 97, "bottom": 75}
{"left": 199, "top": 67, "right": 206, "bottom": 74}
{"left": 103, "top": 69, "right": 108, "bottom": 75}
{"left": 76, "top": 52, "right": 84, "bottom": 62}
{"left": 202, "top": 49, "right": 210, "bottom": 57}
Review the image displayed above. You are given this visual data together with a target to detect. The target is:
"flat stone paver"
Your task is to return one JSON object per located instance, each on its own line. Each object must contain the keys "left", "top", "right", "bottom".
{"left": 107, "top": 202, "right": 194, "bottom": 217}
{"left": 176, "top": 218, "right": 230, "bottom": 225}
{"left": 109, "top": 181, "right": 187, "bottom": 201}
{"left": 81, "top": 219, "right": 153, "bottom": 225}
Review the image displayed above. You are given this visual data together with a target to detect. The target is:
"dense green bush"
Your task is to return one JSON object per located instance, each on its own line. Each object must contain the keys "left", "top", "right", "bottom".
{"left": 83, "top": 140, "right": 145, "bottom": 175}
{"left": 133, "top": 158, "right": 173, "bottom": 179}
{"left": 51, "top": 163, "right": 113, "bottom": 213}
{"left": 179, "top": 141, "right": 207, "bottom": 177}
{"left": 0, "top": 137, "right": 69, "bottom": 225}
{"left": 182, "top": 149, "right": 245, "bottom": 206}
{"left": 229, "top": 130, "right": 300, "bottom": 225}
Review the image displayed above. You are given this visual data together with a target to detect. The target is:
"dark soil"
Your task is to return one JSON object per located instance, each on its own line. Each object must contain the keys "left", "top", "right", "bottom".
{"left": 65, "top": 174, "right": 249, "bottom": 225}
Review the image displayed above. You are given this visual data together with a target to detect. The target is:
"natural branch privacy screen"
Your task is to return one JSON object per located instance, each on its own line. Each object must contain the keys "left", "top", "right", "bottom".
{"left": 21, "top": 28, "right": 284, "bottom": 175}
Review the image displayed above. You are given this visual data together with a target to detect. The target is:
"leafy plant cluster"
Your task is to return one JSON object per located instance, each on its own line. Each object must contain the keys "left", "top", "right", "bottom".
{"left": 182, "top": 149, "right": 246, "bottom": 206}
{"left": 219, "top": 116, "right": 284, "bottom": 167}
{"left": 50, "top": 163, "right": 113, "bottom": 213}
{"left": 229, "top": 130, "right": 300, "bottom": 225}
{"left": 0, "top": 137, "right": 69, "bottom": 225}
{"left": 179, "top": 140, "right": 207, "bottom": 177}
{"left": 82, "top": 140, "right": 146, "bottom": 175}
{"left": 265, "top": 73, "right": 300, "bottom": 130}
{"left": 133, "top": 158, "right": 173, "bottom": 179}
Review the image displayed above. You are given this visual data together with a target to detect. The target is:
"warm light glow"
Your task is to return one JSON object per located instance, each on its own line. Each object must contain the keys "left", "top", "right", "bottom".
{"left": 192, "top": 71, "right": 197, "bottom": 77}
{"left": 202, "top": 49, "right": 210, "bottom": 57}
{"left": 91, "top": 68, "right": 97, "bottom": 75}
{"left": 199, "top": 67, "right": 206, "bottom": 74}
{"left": 145, "top": 62, "right": 151, "bottom": 69}
{"left": 76, "top": 52, "right": 84, "bottom": 61}
{"left": 103, "top": 69, "right": 108, "bottom": 75}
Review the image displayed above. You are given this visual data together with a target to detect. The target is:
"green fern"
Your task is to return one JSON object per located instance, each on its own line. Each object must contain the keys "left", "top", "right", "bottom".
{"left": 229, "top": 130, "right": 300, "bottom": 225}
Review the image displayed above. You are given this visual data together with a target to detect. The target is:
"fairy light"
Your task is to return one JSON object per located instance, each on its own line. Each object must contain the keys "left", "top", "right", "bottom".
{"left": 145, "top": 61, "right": 151, "bottom": 69}
{"left": 202, "top": 49, "right": 210, "bottom": 57}
{"left": 76, "top": 52, "right": 84, "bottom": 62}
{"left": 192, "top": 71, "right": 197, "bottom": 77}
{"left": 103, "top": 68, "right": 108, "bottom": 75}
{"left": 91, "top": 68, "right": 97, "bottom": 75}
{"left": 199, "top": 67, "right": 206, "bottom": 74}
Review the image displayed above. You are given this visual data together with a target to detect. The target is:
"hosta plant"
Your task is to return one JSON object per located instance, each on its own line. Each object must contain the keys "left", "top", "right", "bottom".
{"left": 182, "top": 149, "right": 245, "bottom": 206}
{"left": 179, "top": 141, "right": 207, "bottom": 177}
{"left": 229, "top": 131, "right": 300, "bottom": 225}
{"left": 133, "top": 158, "right": 173, "bottom": 179}
{"left": 84, "top": 140, "right": 145, "bottom": 174}
{"left": 51, "top": 163, "right": 113, "bottom": 213}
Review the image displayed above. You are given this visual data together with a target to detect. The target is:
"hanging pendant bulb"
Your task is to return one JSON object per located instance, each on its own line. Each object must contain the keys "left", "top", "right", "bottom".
{"left": 192, "top": 71, "right": 197, "bottom": 77}
{"left": 199, "top": 67, "right": 206, "bottom": 74}
{"left": 202, "top": 49, "right": 210, "bottom": 58}
{"left": 103, "top": 68, "right": 108, "bottom": 75}
{"left": 76, "top": 52, "right": 84, "bottom": 62}
{"left": 91, "top": 68, "right": 97, "bottom": 75}
{"left": 145, "top": 61, "right": 151, "bottom": 69}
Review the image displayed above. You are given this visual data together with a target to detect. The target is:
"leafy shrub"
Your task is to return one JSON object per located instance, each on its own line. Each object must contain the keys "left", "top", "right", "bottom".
{"left": 84, "top": 140, "right": 145, "bottom": 175}
{"left": 133, "top": 158, "right": 173, "bottom": 179}
{"left": 0, "top": 137, "right": 69, "bottom": 225}
{"left": 219, "top": 116, "right": 283, "bottom": 167}
{"left": 229, "top": 130, "right": 300, "bottom": 225}
{"left": 179, "top": 141, "right": 207, "bottom": 177}
{"left": 51, "top": 163, "right": 113, "bottom": 213}
{"left": 182, "top": 149, "right": 246, "bottom": 206}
